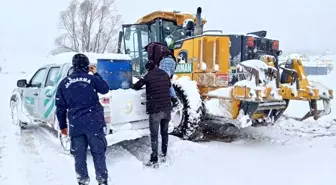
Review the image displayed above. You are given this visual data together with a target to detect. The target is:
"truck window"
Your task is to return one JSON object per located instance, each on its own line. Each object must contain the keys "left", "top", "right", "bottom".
{"left": 45, "top": 67, "right": 61, "bottom": 87}
{"left": 29, "top": 68, "right": 47, "bottom": 88}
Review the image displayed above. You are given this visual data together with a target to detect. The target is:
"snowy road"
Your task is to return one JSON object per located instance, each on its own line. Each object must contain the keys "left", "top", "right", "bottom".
{"left": 1, "top": 72, "right": 336, "bottom": 185}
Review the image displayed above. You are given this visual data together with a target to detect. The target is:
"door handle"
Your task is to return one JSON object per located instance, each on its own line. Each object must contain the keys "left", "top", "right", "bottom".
{"left": 46, "top": 94, "right": 52, "bottom": 98}
{"left": 33, "top": 92, "right": 39, "bottom": 96}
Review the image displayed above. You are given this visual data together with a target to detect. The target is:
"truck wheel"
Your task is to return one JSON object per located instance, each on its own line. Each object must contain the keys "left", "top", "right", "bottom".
{"left": 170, "top": 84, "right": 204, "bottom": 140}
{"left": 10, "top": 99, "right": 28, "bottom": 129}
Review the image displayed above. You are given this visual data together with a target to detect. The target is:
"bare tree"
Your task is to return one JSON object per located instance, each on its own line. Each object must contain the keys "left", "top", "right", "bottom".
{"left": 54, "top": 0, "right": 122, "bottom": 54}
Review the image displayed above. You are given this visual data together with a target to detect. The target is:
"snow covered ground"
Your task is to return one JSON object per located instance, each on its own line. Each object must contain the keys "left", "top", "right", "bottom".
{"left": 1, "top": 72, "right": 336, "bottom": 185}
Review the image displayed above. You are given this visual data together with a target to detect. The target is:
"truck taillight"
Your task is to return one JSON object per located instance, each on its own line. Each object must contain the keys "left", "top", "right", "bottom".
{"left": 101, "top": 97, "right": 110, "bottom": 104}
{"left": 272, "top": 41, "right": 279, "bottom": 50}
{"left": 247, "top": 37, "right": 255, "bottom": 47}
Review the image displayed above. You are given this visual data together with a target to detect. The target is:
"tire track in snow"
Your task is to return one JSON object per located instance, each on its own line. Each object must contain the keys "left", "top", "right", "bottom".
{"left": 199, "top": 116, "right": 336, "bottom": 146}
{"left": 0, "top": 124, "right": 29, "bottom": 185}
{"left": 0, "top": 121, "right": 62, "bottom": 185}
{"left": 17, "top": 128, "right": 58, "bottom": 185}
{"left": 28, "top": 122, "right": 148, "bottom": 184}
{"left": 118, "top": 136, "right": 152, "bottom": 163}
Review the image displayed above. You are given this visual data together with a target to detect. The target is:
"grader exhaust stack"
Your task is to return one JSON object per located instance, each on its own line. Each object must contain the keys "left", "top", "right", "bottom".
{"left": 194, "top": 7, "right": 203, "bottom": 35}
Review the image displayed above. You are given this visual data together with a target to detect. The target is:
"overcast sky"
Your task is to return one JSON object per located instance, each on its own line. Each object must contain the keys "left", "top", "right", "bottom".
{"left": 0, "top": 0, "right": 335, "bottom": 70}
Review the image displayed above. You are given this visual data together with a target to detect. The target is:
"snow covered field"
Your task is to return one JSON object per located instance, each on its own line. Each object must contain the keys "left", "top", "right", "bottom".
{"left": 1, "top": 71, "right": 336, "bottom": 185}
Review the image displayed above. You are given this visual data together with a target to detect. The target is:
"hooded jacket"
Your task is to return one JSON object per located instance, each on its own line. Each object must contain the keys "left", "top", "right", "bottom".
{"left": 55, "top": 68, "right": 109, "bottom": 137}
{"left": 145, "top": 42, "right": 176, "bottom": 66}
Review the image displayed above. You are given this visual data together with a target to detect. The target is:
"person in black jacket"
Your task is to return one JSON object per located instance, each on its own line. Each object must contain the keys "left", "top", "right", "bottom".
{"left": 145, "top": 42, "right": 179, "bottom": 107}
{"left": 132, "top": 60, "right": 171, "bottom": 168}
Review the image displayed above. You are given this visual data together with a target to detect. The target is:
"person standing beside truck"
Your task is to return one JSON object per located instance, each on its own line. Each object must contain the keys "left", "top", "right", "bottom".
{"left": 145, "top": 42, "right": 179, "bottom": 107}
{"left": 132, "top": 60, "right": 172, "bottom": 168}
{"left": 55, "top": 53, "right": 110, "bottom": 185}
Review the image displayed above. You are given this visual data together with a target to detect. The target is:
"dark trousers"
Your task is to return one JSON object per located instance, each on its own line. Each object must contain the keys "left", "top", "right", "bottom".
{"left": 149, "top": 110, "right": 171, "bottom": 160}
{"left": 70, "top": 129, "right": 108, "bottom": 184}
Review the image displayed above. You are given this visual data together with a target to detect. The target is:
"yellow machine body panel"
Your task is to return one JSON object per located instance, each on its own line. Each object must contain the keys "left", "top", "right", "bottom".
{"left": 136, "top": 11, "right": 207, "bottom": 26}
{"left": 173, "top": 35, "right": 231, "bottom": 96}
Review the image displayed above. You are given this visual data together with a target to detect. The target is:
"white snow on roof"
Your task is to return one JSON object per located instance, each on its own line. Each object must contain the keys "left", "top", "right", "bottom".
{"left": 46, "top": 52, "right": 131, "bottom": 65}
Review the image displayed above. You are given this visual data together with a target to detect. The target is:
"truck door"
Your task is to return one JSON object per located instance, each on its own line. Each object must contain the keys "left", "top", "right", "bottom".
{"left": 39, "top": 66, "right": 62, "bottom": 121}
{"left": 22, "top": 67, "right": 48, "bottom": 118}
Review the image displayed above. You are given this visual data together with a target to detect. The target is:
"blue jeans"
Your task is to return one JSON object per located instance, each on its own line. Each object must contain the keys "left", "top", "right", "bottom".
{"left": 70, "top": 129, "right": 108, "bottom": 184}
{"left": 169, "top": 86, "right": 176, "bottom": 98}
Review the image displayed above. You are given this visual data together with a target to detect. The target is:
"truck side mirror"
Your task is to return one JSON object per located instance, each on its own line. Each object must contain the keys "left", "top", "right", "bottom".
{"left": 17, "top": 79, "right": 27, "bottom": 87}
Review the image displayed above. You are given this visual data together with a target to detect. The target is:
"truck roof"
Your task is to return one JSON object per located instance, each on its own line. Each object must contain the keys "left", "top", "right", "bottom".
{"left": 45, "top": 52, "right": 131, "bottom": 66}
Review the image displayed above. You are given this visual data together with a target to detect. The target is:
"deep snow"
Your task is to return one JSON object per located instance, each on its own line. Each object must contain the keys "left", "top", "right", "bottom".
{"left": 1, "top": 72, "right": 336, "bottom": 185}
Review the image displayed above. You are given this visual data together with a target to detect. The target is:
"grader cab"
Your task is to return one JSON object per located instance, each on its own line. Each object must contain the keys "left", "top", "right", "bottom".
{"left": 117, "top": 6, "right": 333, "bottom": 135}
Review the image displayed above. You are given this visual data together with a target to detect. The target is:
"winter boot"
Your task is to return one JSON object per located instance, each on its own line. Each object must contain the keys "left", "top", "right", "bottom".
{"left": 78, "top": 178, "right": 90, "bottom": 185}
{"left": 78, "top": 182, "right": 89, "bottom": 185}
{"left": 160, "top": 153, "right": 167, "bottom": 163}
{"left": 145, "top": 154, "right": 159, "bottom": 168}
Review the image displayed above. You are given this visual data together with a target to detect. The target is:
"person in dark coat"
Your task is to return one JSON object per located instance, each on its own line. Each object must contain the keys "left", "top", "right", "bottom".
{"left": 144, "top": 42, "right": 179, "bottom": 107}
{"left": 55, "top": 53, "right": 110, "bottom": 185}
{"left": 132, "top": 60, "right": 172, "bottom": 167}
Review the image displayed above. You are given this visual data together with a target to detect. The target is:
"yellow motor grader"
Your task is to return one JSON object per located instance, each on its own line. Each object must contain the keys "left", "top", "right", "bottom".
{"left": 117, "top": 7, "right": 333, "bottom": 139}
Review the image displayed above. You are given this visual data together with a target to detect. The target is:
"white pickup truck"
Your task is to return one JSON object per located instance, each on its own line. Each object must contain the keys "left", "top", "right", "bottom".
{"left": 9, "top": 52, "right": 204, "bottom": 152}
